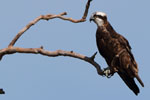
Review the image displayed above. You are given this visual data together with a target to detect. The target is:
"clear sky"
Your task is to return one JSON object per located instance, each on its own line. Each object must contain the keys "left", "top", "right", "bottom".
{"left": 0, "top": 0, "right": 149, "bottom": 100}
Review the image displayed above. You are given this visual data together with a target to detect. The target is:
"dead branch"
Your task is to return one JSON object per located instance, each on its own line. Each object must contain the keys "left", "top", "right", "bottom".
{"left": 0, "top": 0, "right": 105, "bottom": 94}
{"left": 0, "top": 89, "right": 5, "bottom": 94}
{"left": 8, "top": 0, "right": 92, "bottom": 47}
{"left": 0, "top": 46, "right": 104, "bottom": 75}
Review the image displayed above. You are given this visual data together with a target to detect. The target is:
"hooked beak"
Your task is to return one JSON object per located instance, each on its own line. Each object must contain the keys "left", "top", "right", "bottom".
{"left": 90, "top": 16, "right": 94, "bottom": 22}
{"left": 90, "top": 12, "right": 97, "bottom": 22}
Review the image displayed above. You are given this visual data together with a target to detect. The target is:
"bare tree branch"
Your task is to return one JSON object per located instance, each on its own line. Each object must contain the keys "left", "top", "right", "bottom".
{"left": 8, "top": 12, "right": 67, "bottom": 47}
{"left": 8, "top": 0, "right": 92, "bottom": 47}
{"left": 0, "top": 0, "right": 106, "bottom": 94}
{"left": 82, "top": 0, "right": 92, "bottom": 19}
{"left": 0, "top": 46, "right": 104, "bottom": 75}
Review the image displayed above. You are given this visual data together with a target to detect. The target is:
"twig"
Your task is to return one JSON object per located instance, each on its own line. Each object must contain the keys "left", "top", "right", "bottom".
{"left": 82, "top": 0, "right": 92, "bottom": 19}
{"left": 90, "top": 52, "right": 97, "bottom": 60}
{"left": 0, "top": 89, "right": 5, "bottom": 94}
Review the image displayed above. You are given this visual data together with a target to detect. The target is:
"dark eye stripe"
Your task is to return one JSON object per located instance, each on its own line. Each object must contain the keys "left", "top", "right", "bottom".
{"left": 98, "top": 15, "right": 103, "bottom": 19}
{"left": 97, "top": 15, "right": 107, "bottom": 20}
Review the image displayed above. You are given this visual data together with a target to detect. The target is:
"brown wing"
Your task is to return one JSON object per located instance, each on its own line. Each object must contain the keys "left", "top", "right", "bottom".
{"left": 112, "top": 33, "right": 144, "bottom": 95}
{"left": 118, "top": 50, "right": 140, "bottom": 95}
{"left": 115, "top": 34, "right": 144, "bottom": 83}
{"left": 118, "top": 69, "right": 139, "bottom": 95}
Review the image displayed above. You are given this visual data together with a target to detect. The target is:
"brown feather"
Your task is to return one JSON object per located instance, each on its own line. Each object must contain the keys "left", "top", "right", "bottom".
{"left": 118, "top": 70, "right": 139, "bottom": 95}
{"left": 96, "top": 22, "right": 144, "bottom": 95}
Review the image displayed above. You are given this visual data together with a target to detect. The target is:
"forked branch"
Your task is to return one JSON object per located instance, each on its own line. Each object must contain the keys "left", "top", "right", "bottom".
{"left": 0, "top": 0, "right": 105, "bottom": 94}
{"left": 8, "top": 0, "right": 92, "bottom": 47}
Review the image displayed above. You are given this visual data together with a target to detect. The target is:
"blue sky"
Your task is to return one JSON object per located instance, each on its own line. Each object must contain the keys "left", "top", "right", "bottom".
{"left": 0, "top": 0, "right": 149, "bottom": 100}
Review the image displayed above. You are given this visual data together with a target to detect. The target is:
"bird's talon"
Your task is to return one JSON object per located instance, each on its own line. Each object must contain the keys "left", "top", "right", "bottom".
{"left": 103, "top": 68, "right": 113, "bottom": 78}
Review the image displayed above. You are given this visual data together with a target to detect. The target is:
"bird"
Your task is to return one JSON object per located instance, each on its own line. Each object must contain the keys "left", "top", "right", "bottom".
{"left": 90, "top": 11, "right": 144, "bottom": 95}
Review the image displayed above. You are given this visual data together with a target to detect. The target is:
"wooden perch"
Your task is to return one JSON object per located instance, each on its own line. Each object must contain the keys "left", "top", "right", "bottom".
{"left": 0, "top": 47, "right": 104, "bottom": 75}
{"left": 0, "top": 0, "right": 106, "bottom": 94}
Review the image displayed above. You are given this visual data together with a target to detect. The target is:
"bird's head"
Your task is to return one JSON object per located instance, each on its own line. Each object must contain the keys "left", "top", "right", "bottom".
{"left": 90, "top": 12, "right": 108, "bottom": 27}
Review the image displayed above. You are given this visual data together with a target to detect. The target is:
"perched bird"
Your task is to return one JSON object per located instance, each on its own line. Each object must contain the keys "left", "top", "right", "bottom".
{"left": 90, "top": 11, "right": 144, "bottom": 95}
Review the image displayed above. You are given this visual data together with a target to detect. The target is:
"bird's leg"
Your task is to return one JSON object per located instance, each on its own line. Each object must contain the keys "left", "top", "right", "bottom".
{"left": 103, "top": 52, "right": 121, "bottom": 78}
{"left": 103, "top": 50, "right": 126, "bottom": 78}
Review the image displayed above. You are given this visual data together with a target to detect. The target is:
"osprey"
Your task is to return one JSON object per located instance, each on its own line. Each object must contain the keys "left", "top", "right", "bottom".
{"left": 90, "top": 12, "right": 144, "bottom": 95}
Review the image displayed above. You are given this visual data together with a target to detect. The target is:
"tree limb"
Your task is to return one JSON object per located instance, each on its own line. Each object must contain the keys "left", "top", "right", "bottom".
{"left": 0, "top": 46, "right": 104, "bottom": 75}
{"left": 0, "top": 0, "right": 106, "bottom": 94}
{"left": 8, "top": 0, "right": 92, "bottom": 47}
